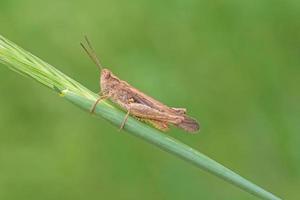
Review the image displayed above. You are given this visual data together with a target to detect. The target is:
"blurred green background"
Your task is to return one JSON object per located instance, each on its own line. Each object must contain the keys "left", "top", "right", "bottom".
{"left": 0, "top": 0, "right": 299, "bottom": 199}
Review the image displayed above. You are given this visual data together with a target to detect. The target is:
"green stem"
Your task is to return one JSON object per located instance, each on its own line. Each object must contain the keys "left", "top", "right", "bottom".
{"left": 0, "top": 35, "right": 281, "bottom": 200}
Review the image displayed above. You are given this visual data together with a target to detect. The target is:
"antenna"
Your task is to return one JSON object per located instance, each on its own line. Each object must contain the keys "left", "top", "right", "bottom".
{"left": 80, "top": 35, "right": 103, "bottom": 71}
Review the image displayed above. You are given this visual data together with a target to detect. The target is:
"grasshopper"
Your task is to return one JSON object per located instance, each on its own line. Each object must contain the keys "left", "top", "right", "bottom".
{"left": 80, "top": 37, "right": 200, "bottom": 133}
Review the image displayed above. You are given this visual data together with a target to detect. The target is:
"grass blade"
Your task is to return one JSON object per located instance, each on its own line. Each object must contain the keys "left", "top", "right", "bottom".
{"left": 0, "top": 35, "right": 281, "bottom": 200}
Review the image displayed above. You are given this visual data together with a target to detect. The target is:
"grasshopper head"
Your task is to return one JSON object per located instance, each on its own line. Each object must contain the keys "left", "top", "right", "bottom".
{"left": 101, "top": 68, "right": 119, "bottom": 93}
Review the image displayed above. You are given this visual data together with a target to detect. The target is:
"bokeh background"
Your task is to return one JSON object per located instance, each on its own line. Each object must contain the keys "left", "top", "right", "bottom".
{"left": 0, "top": 0, "right": 299, "bottom": 199}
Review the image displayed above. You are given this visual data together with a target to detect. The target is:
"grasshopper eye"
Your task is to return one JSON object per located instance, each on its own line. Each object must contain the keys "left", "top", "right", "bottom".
{"left": 102, "top": 69, "right": 111, "bottom": 79}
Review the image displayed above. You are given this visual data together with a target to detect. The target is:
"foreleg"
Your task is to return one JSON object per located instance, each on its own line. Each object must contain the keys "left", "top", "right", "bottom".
{"left": 90, "top": 95, "right": 110, "bottom": 114}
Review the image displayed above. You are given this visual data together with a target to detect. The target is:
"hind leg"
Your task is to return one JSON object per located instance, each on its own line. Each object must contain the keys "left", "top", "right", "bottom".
{"left": 171, "top": 107, "right": 186, "bottom": 114}
{"left": 128, "top": 103, "right": 184, "bottom": 124}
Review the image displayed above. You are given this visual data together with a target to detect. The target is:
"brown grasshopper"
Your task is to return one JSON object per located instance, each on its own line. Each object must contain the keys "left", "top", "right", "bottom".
{"left": 80, "top": 37, "right": 199, "bottom": 133}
